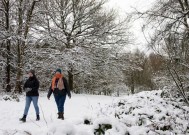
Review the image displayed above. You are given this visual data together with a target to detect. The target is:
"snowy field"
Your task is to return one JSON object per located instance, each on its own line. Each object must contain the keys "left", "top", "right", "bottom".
{"left": 0, "top": 93, "right": 116, "bottom": 135}
{"left": 0, "top": 91, "right": 189, "bottom": 135}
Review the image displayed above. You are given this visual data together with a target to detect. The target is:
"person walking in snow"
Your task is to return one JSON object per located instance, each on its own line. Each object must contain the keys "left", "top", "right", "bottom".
{"left": 20, "top": 69, "right": 40, "bottom": 122}
{"left": 47, "top": 68, "right": 71, "bottom": 120}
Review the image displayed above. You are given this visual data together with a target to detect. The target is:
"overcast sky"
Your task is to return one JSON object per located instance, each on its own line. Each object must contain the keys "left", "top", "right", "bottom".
{"left": 107, "top": 0, "right": 156, "bottom": 53}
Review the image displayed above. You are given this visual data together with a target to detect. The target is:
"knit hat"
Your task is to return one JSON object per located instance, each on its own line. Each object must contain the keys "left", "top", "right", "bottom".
{"left": 28, "top": 69, "right": 35, "bottom": 75}
{"left": 56, "top": 68, "right": 62, "bottom": 74}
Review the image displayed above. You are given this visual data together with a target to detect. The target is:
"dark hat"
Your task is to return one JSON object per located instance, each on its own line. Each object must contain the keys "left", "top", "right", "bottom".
{"left": 56, "top": 68, "right": 62, "bottom": 73}
{"left": 28, "top": 69, "right": 35, "bottom": 75}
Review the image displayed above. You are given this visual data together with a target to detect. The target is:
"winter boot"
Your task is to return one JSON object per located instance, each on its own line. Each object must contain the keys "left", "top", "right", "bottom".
{"left": 19, "top": 115, "right": 26, "bottom": 122}
{"left": 58, "top": 112, "right": 61, "bottom": 119}
{"left": 36, "top": 115, "right": 40, "bottom": 121}
{"left": 60, "top": 112, "right": 64, "bottom": 120}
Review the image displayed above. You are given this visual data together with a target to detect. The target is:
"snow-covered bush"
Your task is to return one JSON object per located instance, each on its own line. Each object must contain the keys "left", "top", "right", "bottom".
{"left": 94, "top": 123, "right": 112, "bottom": 135}
{"left": 93, "top": 118, "right": 112, "bottom": 135}
{"left": 93, "top": 90, "right": 189, "bottom": 135}
{"left": 2, "top": 93, "right": 19, "bottom": 102}
{"left": 2, "top": 95, "right": 12, "bottom": 101}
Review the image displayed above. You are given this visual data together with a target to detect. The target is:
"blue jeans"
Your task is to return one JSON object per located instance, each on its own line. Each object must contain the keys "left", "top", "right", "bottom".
{"left": 24, "top": 96, "right": 39, "bottom": 116}
{"left": 54, "top": 95, "right": 66, "bottom": 113}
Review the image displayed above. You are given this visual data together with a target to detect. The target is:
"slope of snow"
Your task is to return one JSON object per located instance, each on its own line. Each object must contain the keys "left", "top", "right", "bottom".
{"left": 0, "top": 91, "right": 189, "bottom": 135}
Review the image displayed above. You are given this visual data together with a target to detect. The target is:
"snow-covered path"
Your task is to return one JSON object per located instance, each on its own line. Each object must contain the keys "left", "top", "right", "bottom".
{"left": 0, "top": 93, "right": 116, "bottom": 135}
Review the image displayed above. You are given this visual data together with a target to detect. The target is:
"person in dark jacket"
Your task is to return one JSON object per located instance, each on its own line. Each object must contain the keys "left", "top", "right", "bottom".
{"left": 19, "top": 69, "right": 40, "bottom": 122}
{"left": 47, "top": 68, "right": 71, "bottom": 120}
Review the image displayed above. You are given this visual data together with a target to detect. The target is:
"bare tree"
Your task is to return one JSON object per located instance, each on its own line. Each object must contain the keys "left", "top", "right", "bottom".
{"left": 14, "top": 0, "right": 41, "bottom": 93}
{"left": 134, "top": 0, "right": 189, "bottom": 105}
{"left": 0, "top": 0, "right": 12, "bottom": 92}
{"left": 123, "top": 50, "right": 154, "bottom": 94}
{"left": 0, "top": 0, "right": 13, "bottom": 92}
{"left": 38, "top": 0, "right": 130, "bottom": 90}
{"left": 0, "top": 0, "right": 42, "bottom": 93}
{"left": 0, "top": 0, "right": 132, "bottom": 95}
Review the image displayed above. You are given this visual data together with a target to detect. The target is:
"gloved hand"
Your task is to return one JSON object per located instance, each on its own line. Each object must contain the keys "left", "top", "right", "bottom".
{"left": 25, "top": 88, "right": 32, "bottom": 92}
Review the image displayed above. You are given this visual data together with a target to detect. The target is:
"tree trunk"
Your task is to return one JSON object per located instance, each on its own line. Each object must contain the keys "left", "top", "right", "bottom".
{"left": 15, "top": 41, "right": 22, "bottom": 93}
{"left": 6, "top": 40, "right": 11, "bottom": 92}
{"left": 14, "top": 0, "right": 23, "bottom": 93}
{"left": 131, "top": 72, "right": 135, "bottom": 94}
{"left": 68, "top": 67, "right": 74, "bottom": 91}
{"left": 4, "top": 0, "right": 11, "bottom": 92}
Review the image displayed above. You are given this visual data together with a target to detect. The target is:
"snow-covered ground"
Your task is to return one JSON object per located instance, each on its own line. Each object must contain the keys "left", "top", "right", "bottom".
{"left": 0, "top": 91, "right": 189, "bottom": 135}
{"left": 0, "top": 93, "right": 116, "bottom": 135}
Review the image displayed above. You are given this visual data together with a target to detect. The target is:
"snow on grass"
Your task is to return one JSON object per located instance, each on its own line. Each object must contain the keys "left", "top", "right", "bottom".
{"left": 0, "top": 91, "right": 189, "bottom": 135}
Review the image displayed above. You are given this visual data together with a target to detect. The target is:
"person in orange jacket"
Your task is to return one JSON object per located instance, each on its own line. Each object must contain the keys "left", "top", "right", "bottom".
{"left": 47, "top": 69, "right": 71, "bottom": 120}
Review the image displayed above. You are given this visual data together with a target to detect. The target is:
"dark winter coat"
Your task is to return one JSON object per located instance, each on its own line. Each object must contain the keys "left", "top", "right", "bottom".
{"left": 24, "top": 76, "right": 39, "bottom": 96}
{"left": 47, "top": 77, "right": 71, "bottom": 98}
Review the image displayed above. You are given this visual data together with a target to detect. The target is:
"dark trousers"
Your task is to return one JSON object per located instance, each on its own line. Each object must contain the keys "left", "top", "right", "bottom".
{"left": 54, "top": 94, "right": 66, "bottom": 113}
